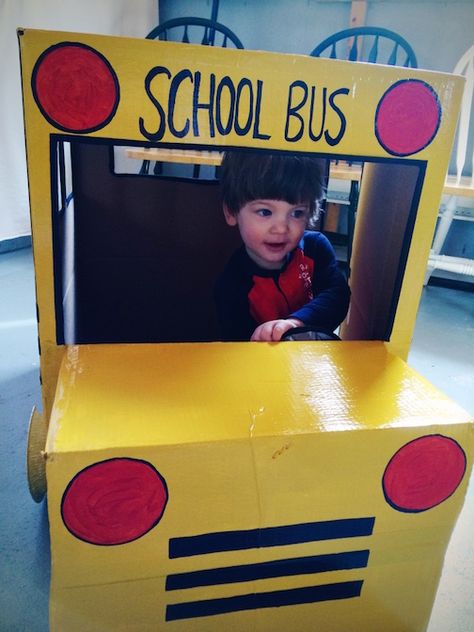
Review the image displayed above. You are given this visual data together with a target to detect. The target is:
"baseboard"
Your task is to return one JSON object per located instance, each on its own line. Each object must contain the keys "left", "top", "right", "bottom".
{"left": 0, "top": 236, "right": 32, "bottom": 254}
{"left": 428, "top": 275, "right": 474, "bottom": 292}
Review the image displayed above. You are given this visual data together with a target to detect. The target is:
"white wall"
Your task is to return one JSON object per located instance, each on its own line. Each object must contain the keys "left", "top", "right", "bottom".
{"left": 0, "top": 0, "right": 157, "bottom": 242}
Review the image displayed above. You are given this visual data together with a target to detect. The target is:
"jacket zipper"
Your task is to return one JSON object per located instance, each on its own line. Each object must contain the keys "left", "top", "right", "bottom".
{"left": 273, "top": 277, "right": 291, "bottom": 312}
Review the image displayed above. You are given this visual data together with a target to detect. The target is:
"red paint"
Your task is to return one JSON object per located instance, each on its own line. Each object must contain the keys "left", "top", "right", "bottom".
{"left": 32, "top": 43, "right": 119, "bottom": 132}
{"left": 61, "top": 458, "right": 168, "bottom": 545}
{"left": 375, "top": 80, "right": 440, "bottom": 156}
{"left": 383, "top": 435, "right": 466, "bottom": 512}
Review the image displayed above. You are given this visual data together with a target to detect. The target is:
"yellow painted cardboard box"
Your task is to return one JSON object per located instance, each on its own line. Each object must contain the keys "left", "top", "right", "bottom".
{"left": 47, "top": 342, "right": 472, "bottom": 631}
{"left": 18, "top": 28, "right": 473, "bottom": 632}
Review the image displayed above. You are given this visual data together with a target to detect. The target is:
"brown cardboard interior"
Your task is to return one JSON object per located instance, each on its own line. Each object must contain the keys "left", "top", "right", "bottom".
{"left": 55, "top": 141, "right": 241, "bottom": 343}
{"left": 342, "top": 162, "right": 422, "bottom": 341}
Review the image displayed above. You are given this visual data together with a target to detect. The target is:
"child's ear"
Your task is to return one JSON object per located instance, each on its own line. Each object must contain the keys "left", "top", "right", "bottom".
{"left": 223, "top": 204, "right": 238, "bottom": 226}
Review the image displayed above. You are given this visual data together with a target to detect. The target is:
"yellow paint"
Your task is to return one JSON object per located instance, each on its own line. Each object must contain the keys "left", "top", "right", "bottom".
{"left": 46, "top": 342, "right": 472, "bottom": 631}
{"left": 47, "top": 342, "right": 470, "bottom": 453}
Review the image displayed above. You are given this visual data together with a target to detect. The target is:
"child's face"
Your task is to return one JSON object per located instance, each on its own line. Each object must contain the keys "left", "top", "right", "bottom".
{"left": 224, "top": 199, "right": 310, "bottom": 269}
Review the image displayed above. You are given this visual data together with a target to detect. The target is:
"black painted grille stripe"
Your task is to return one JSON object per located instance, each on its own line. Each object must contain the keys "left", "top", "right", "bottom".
{"left": 169, "top": 517, "right": 375, "bottom": 558}
{"left": 165, "top": 580, "right": 363, "bottom": 621}
{"left": 166, "top": 549, "right": 369, "bottom": 590}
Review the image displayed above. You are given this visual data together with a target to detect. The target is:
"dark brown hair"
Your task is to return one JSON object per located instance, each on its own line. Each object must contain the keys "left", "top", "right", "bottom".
{"left": 220, "top": 150, "right": 325, "bottom": 223}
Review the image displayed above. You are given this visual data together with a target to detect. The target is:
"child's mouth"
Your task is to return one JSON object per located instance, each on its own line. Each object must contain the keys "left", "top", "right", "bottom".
{"left": 264, "top": 242, "right": 287, "bottom": 252}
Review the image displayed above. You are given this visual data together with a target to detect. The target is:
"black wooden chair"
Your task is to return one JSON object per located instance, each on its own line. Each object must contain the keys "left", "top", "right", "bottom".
{"left": 146, "top": 17, "right": 244, "bottom": 49}
{"left": 309, "top": 26, "right": 417, "bottom": 67}
{"left": 140, "top": 18, "right": 244, "bottom": 178}
{"left": 310, "top": 27, "right": 417, "bottom": 276}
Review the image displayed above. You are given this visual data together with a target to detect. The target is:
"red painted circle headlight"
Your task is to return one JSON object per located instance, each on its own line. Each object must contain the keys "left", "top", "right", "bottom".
{"left": 61, "top": 458, "right": 168, "bottom": 545}
{"left": 383, "top": 435, "right": 466, "bottom": 512}
{"left": 32, "top": 42, "right": 119, "bottom": 133}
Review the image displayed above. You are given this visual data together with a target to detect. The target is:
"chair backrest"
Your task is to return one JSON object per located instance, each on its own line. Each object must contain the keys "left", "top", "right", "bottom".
{"left": 146, "top": 17, "right": 244, "bottom": 49}
{"left": 143, "top": 17, "right": 243, "bottom": 179}
{"left": 451, "top": 45, "right": 474, "bottom": 182}
{"left": 310, "top": 26, "right": 417, "bottom": 68}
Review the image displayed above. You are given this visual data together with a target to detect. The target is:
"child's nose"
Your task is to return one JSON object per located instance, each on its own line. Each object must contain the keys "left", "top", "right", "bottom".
{"left": 270, "top": 216, "right": 289, "bottom": 233}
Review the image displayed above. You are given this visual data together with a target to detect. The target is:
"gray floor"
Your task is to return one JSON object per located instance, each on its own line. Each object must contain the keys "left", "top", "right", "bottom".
{"left": 0, "top": 247, "right": 472, "bottom": 631}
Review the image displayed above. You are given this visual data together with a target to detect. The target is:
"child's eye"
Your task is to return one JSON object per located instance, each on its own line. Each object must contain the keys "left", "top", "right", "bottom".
{"left": 291, "top": 209, "right": 308, "bottom": 219}
{"left": 256, "top": 208, "right": 272, "bottom": 217}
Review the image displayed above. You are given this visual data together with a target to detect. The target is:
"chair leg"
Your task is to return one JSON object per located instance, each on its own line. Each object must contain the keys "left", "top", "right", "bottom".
{"left": 423, "top": 260, "right": 436, "bottom": 286}
{"left": 432, "top": 195, "right": 457, "bottom": 255}
{"left": 424, "top": 195, "right": 458, "bottom": 285}
{"left": 139, "top": 160, "right": 150, "bottom": 175}
{"left": 346, "top": 180, "right": 359, "bottom": 276}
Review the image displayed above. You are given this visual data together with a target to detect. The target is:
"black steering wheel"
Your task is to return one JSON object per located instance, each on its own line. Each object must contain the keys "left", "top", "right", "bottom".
{"left": 281, "top": 327, "right": 340, "bottom": 342}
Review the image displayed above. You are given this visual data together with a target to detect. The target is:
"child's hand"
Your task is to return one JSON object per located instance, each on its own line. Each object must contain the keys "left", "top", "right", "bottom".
{"left": 250, "top": 318, "right": 303, "bottom": 342}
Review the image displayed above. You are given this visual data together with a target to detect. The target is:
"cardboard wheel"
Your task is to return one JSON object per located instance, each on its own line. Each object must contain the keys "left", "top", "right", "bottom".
{"left": 27, "top": 406, "right": 47, "bottom": 502}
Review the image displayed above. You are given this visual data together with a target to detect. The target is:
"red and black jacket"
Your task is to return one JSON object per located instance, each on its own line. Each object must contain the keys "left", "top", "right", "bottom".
{"left": 214, "top": 231, "right": 350, "bottom": 341}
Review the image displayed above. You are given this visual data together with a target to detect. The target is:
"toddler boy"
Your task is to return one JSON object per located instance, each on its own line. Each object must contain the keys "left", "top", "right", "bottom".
{"left": 215, "top": 151, "right": 350, "bottom": 341}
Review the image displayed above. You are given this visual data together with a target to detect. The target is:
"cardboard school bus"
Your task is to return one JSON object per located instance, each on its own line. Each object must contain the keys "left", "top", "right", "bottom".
{"left": 19, "top": 28, "right": 473, "bottom": 631}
